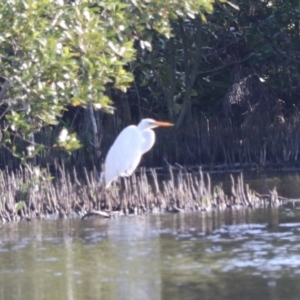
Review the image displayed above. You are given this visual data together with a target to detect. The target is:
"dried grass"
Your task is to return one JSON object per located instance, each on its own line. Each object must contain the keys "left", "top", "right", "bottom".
{"left": 0, "top": 164, "right": 286, "bottom": 223}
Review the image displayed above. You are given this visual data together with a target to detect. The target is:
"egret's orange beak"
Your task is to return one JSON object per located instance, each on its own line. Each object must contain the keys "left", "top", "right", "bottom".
{"left": 155, "top": 121, "right": 174, "bottom": 127}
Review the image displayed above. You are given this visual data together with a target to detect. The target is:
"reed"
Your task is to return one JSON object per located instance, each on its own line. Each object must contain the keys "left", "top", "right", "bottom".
{"left": 0, "top": 164, "right": 290, "bottom": 222}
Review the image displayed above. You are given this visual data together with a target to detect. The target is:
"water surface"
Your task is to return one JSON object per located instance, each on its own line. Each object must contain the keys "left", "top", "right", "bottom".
{"left": 1, "top": 207, "right": 300, "bottom": 300}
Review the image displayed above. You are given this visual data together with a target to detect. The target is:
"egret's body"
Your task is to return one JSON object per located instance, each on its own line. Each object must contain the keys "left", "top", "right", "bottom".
{"left": 102, "top": 118, "right": 173, "bottom": 188}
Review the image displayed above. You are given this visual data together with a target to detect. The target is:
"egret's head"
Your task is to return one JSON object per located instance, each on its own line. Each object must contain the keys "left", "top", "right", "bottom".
{"left": 138, "top": 118, "right": 174, "bottom": 130}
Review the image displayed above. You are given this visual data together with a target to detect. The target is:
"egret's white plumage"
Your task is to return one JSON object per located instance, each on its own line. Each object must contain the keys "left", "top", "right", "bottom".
{"left": 101, "top": 118, "right": 173, "bottom": 188}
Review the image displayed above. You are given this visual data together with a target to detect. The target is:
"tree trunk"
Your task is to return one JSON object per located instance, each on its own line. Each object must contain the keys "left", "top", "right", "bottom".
{"left": 175, "top": 19, "right": 202, "bottom": 129}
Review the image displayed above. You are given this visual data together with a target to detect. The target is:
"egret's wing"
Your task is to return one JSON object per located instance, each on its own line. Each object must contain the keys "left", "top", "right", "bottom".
{"left": 104, "top": 126, "right": 143, "bottom": 186}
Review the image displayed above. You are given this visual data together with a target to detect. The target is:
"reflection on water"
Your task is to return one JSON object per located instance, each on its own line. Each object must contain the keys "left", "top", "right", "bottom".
{"left": 1, "top": 207, "right": 300, "bottom": 299}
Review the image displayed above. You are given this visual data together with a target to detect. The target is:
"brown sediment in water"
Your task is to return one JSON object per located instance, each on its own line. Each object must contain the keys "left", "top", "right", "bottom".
{"left": 0, "top": 164, "right": 295, "bottom": 223}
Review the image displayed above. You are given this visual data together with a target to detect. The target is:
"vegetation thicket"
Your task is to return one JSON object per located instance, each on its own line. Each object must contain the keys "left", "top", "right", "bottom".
{"left": 0, "top": 0, "right": 219, "bottom": 168}
{"left": 1, "top": 0, "right": 300, "bottom": 170}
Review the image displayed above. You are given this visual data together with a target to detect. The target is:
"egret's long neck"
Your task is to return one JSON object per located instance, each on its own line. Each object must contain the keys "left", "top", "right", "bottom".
{"left": 137, "top": 122, "right": 148, "bottom": 131}
{"left": 140, "top": 129, "right": 155, "bottom": 154}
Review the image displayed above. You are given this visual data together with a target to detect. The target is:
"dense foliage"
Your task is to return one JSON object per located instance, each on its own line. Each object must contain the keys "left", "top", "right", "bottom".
{"left": 124, "top": 0, "right": 300, "bottom": 167}
{"left": 0, "top": 0, "right": 217, "bottom": 165}
{"left": 1, "top": 0, "right": 300, "bottom": 168}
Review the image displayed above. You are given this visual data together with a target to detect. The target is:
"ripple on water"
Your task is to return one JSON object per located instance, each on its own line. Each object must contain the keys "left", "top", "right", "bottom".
{"left": 201, "top": 222, "right": 300, "bottom": 276}
{"left": 279, "top": 222, "right": 300, "bottom": 228}
{"left": 36, "top": 257, "right": 58, "bottom": 262}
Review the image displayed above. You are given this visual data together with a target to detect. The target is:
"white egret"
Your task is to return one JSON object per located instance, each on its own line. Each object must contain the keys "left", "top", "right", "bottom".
{"left": 101, "top": 118, "right": 174, "bottom": 188}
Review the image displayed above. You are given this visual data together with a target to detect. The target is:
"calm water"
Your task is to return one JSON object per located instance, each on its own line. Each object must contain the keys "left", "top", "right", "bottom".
{"left": 1, "top": 173, "right": 300, "bottom": 300}
{"left": 1, "top": 208, "right": 300, "bottom": 300}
